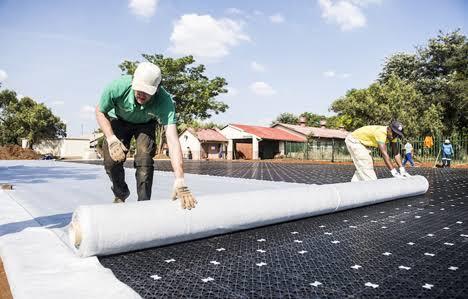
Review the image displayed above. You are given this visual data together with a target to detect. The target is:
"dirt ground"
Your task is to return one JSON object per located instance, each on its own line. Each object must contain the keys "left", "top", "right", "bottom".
{"left": 0, "top": 260, "right": 12, "bottom": 299}
{"left": 0, "top": 144, "right": 41, "bottom": 160}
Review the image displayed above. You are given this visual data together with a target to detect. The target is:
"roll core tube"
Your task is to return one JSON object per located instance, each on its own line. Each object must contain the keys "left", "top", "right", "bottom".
{"left": 69, "top": 220, "right": 82, "bottom": 249}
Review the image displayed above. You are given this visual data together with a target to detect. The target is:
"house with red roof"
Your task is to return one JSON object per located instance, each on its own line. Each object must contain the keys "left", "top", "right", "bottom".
{"left": 221, "top": 124, "right": 306, "bottom": 160}
{"left": 179, "top": 128, "right": 228, "bottom": 160}
{"left": 271, "top": 120, "right": 350, "bottom": 161}
{"left": 271, "top": 122, "right": 349, "bottom": 140}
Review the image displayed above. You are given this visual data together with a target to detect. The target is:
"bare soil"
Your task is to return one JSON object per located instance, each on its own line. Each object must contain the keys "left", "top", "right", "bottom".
{"left": 0, "top": 144, "right": 41, "bottom": 160}
{"left": 0, "top": 260, "right": 12, "bottom": 299}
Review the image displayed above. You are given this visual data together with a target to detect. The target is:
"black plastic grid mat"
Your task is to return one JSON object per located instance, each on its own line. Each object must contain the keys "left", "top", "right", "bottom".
{"left": 91, "top": 161, "right": 468, "bottom": 298}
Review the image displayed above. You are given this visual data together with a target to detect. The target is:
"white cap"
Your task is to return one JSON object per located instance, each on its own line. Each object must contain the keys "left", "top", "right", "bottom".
{"left": 132, "top": 62, "right": 162, "bottom": 96}
{"left": 445, "top": 139, "right": 450, "bottom": 144}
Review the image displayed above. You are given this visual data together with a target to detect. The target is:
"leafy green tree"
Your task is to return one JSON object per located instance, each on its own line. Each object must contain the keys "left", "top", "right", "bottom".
{"left": 324, "top": 115, "right": 349, "bottom": 129}
{"left": 299, "top": 112, "right": 324, "bottom": 127}
{"left": 272, "top": 112, "right": 344, "bottom": 129}
{"left": 0, "top": 90, "right": 66, "bottom": 147}
{"left": 331, "top": 76, "right": 444, "bottom": 138}
{"left": 119, "top": 54, "right": 229, "bottom": 153}
{"left": 378, "top": 30, "right": 468, "bottom": 135}
{"left": 379, "top": 53, "right": 419, "bottom": 83}
{"left": 271, "top": 112, "right": 299, "bottom": 125}
{"left": 178, "top": 120, "right": 224, "bottom": 132}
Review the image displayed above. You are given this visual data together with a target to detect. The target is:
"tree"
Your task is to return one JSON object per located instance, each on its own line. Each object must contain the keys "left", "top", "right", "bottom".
{"left": 418, "top": 30, "right": 468, "bottom": 135}
{"left": 119, "top": 54, "right": 229, "bottom": 153}
{"left": 272, "top": 111, "right": 344, "bottom": 129}
{"left": 378, "top": 30, "right": 468, "bottom": 135}
{"left": 178, "top": 120, "right": 224, "bottom": 132}
{"left": 331, "top": 76, "right": 444, "bottom": 138}
{"left": 325, "top": 115, "right": 349, "bottom": 129}
{"left": 271, "top": 112, "right": 299, "bottom": 125}
{"left": 299, "top": 112, "right": 324, "bottom": 127}
{"left": 0, "top": 90, "right": 66, "bottom": 147}
{"left": 379, "top": 53, "right": 419, "bottom": 83}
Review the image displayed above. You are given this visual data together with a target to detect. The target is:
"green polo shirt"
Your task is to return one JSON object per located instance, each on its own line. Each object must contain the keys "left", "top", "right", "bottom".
{"left": 99, "top": 75, "right": 177, "bottom": 125}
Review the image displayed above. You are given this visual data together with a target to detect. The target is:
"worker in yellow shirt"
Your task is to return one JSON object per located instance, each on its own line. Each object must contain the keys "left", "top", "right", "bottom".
{"left": 345, "top": 120, "right": 411, "bottom": 181}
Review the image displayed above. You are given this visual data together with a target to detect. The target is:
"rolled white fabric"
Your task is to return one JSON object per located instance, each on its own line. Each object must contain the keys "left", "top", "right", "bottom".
{"left": 69, "top": 176, "right": 429, "bottom": 257}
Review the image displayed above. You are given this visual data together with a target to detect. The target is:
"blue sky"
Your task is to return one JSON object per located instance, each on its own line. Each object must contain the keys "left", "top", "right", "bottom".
{"left": 0, "top": 0, "right": 466, "bottom": 136}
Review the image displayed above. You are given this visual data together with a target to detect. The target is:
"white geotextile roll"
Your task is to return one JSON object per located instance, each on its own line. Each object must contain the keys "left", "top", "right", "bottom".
{"left": 69, "top": 176, "right": 428, "bottom": 257}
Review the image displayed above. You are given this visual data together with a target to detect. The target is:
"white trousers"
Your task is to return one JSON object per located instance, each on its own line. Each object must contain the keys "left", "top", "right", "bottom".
{"left": 345, "top": 134, "right": 377, "bottom": 182}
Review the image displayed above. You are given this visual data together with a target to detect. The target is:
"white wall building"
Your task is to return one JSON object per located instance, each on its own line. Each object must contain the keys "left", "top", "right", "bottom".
{"left": 179, "top": 128, "right": 228, "bottom": 160}
{"left": 33, "top": 138, "right": 90, "bottom": 158}
{"left": 33, "top": 133, "right": 103, "bottom": 159}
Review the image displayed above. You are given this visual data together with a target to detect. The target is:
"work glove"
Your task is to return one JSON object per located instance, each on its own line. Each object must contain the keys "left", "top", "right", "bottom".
{"left": 390, "top": 168, "right": 403, "bottom": 179}
{"left": 172, "top": 178, "right": 197, "bottom": 210}
{"left": 107, "top": 135, "right": 128, "bottom": 162}
{"left": 399, "top": 167, "right": 411, "bottom": 178}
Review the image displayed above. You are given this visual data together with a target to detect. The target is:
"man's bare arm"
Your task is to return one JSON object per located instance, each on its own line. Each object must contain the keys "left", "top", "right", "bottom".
{"left": 95, "top": 105, "right": 114, "bottom": 138}
{"left": 378, "top": 143, "right": 394, "bottom": 170}
{"left": 165, "top": 124, "right": 184, "bottom": 179}
{"left": 391, "top": 142, "right": 403, "bottom": 168}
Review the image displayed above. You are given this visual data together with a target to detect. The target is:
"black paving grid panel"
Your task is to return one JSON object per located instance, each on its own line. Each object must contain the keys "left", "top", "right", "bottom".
{"left": 95, "top": 162, "right": 468, "bottom": 298}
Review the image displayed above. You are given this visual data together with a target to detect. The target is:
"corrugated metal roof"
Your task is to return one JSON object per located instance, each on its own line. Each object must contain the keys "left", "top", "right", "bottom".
{"left": 230, "top": 124, "right": 306, "bottom": 142}
{"left": 187, "top": 128, "right": 228, "bottom": 142}
{"left": 273, "top": 123, "right": 349, "bottom": 139}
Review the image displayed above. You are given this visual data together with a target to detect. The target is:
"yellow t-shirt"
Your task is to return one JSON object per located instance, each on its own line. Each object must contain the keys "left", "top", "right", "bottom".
{"left": 351, "top": 125, "right": 396, "bottom": 148}
{"left": 424, "top": 136, "right": 433, "bottom": 148}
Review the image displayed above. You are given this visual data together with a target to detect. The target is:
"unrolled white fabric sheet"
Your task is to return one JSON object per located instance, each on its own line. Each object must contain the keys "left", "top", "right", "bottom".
{"left": 70, "top": 176, "right": 429, "bottom": 257}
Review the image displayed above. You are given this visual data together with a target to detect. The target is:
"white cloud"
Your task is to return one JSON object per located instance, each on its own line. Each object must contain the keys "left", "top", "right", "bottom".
{"left": 79, "top": 105, "right": 95, "bottom": 119}
{"left": 318, "top": 0, "right": 366, "bottom": 31}
{"left": 253, "top": 10, "right": 264, "bottom": 16}
{"left": 269, "top": 14, "right": 285, "bottom": 24}
{"left": 251, "top": 61, "right": 266, "bottom": 72}
{"left": 0, "top": 69, "right": 7, "bottom": 82}
{"left": 323, "top": 70, "right": 336, "bottom": 77}
{"left": 250, "top": 82, "right": 276, "bottom": 96}
{"left": 349, "top": 0, "right": 382, "bottom": 7}
{"left": 128, "top": 0, "right": 159, "bottom": 18}
{"left": 169, "top": 14, "right": 250, "bottom": 61}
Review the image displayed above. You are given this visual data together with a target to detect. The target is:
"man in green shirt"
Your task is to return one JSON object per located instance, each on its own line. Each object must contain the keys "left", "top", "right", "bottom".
{"left": 95, "top": 62, "right": 196, "bottom": 209}
{"left": 345, "top": 120, "right": 411, "bottom": 181}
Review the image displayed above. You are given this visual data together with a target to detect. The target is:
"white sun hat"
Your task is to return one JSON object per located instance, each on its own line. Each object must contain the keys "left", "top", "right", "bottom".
{"left": 132, "top": 62, "right": 162, "bottom": 96}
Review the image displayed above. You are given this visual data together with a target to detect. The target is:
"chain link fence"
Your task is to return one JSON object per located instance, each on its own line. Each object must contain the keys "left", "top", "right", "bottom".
{"left": 285, "top": 136, "right": 468, "bottom": 165}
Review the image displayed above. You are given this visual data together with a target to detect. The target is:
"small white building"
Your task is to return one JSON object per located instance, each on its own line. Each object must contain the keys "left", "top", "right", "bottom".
{"left": 33, "top": 133, "right": 103, "bottom": 159}
{"left": 179, "top": 128, "right": 228, "bottom": 160}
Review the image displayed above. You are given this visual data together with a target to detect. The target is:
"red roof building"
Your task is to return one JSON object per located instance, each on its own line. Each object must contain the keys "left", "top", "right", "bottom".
{"left": 179, "top": 128, "right": 228, "bottom": 160}
{"left": 271, "top": 123, "right": 349, "bottom": 139}
{"left": 220, "top": 124, "right": 306, "bottom": 160}
{"left": 187, "top": 128, "right": 228, "bottom": 142}
{"left": 229, "top": 124, "right": 306, "bottom": 142}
